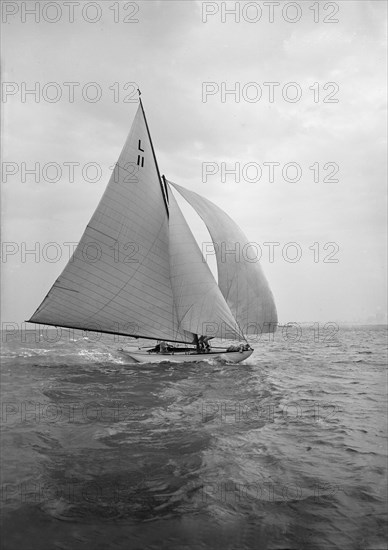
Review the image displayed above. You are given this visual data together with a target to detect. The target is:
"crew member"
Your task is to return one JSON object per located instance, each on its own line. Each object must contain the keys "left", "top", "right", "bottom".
{"left": 198, "top": 335, "right": 211, "bottom": 353}
{"left": 159, "top": 341, "right": 169, "bottom": 354}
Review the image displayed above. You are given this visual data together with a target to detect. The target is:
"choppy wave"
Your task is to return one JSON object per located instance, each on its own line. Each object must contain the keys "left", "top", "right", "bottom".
{"left": 1, "top": 325, "right": 387, "bottom": 549}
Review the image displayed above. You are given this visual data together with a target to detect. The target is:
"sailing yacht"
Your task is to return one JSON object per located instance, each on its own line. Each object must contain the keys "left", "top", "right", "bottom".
{"left": 28, "top": 95, "right": 277, "bottom": 363}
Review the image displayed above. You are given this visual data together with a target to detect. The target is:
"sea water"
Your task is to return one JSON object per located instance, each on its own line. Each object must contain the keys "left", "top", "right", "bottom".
{"left": 1, "top": 325, "right": 387, "bottom": 549}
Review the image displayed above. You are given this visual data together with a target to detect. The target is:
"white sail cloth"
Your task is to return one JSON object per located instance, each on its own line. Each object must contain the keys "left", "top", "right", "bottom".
{"left": 168, "top": 187, "right": 245, "bottom": 341}
{"left": 29, "top": 102, "right": 276, "bottom": 343}
{"left": 30, "top": 104, "right": 250, "bottom": 343}
{"left": 169, "top": 182, "right": 278, "bottom": 335}
{"left": 29, "top": 105, "right": 191, "bottom": 342}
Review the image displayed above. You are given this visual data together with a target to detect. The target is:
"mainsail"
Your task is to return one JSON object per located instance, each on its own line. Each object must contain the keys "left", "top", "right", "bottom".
{"left": 169, "top": 182, "right": 278, "bottom": 335}
{"left": 29, "top": 103, "right": 191, "bottom": 343}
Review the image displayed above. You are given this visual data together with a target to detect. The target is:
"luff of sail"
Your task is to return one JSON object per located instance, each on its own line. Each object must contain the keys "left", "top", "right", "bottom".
{"left": 169, "top": 181, "right": 278, "bottom": 335}
{"left": 168, "top": 186, "right": 245, "bottom": 341}
{"left": 29, "top": 104, "right": 193, "bottom": 343}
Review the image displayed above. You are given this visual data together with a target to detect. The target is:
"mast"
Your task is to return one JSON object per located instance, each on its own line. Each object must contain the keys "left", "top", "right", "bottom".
{"left": 162, "top": 174, "right": 169, "bottom": 204}
{"left": 138, "top": 91, "right": 169, "bottom": 217}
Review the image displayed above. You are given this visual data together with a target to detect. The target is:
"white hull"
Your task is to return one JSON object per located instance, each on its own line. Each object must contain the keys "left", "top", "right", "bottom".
{"left": 119, "top": 349, "right": 253, "bottom": 364}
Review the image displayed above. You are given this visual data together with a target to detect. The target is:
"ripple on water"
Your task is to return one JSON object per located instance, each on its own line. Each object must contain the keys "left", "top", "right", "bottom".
{"left": 1, "top": 325, "right": 387, "bottom": 549}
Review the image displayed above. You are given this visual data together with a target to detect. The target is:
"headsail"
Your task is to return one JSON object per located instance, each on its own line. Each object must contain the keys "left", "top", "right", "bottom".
{"left": 169, "top": 182, "right": 278, "bottom": 335}
{"left": 168, "top": 185, "right": 245, "bottom": 341}
{"left": 29, "top": 104, "right": 192, "bottom": 343}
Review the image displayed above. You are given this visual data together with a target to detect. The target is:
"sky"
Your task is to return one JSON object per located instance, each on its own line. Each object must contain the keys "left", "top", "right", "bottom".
{"left": 1, "top": 0, "right": 387, "bottom": 328}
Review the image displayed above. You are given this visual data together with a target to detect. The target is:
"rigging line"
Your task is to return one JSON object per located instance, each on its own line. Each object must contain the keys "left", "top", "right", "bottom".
{"left": 139, "top": 97, "right": 169, "bottom": 218}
